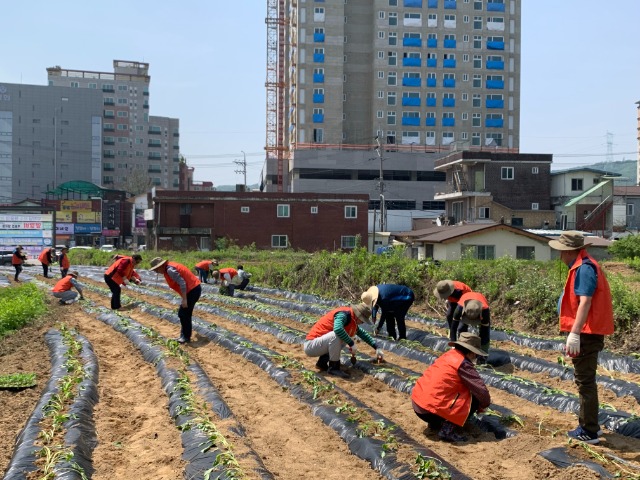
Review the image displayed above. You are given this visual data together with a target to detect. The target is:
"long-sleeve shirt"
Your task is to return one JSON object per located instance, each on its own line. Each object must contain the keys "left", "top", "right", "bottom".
{"left": 458, "top": 359, "right": 491, "bottom": 409}
{"left": 166, "top": 265, "right": 188, "bottom": 295}
{"left": 372, "top": 284, "right": 414, "bottom": 320}
{"left": 333, "top": 311, "right": 378, "bottom": 349}
{"left": 70, "top": 278, "right": 84, "bottom": 296}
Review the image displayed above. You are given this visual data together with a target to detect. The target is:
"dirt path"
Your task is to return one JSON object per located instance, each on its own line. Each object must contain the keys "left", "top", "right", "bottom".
{"left": 1, "top": 273, "right": 640, "bottom": 480}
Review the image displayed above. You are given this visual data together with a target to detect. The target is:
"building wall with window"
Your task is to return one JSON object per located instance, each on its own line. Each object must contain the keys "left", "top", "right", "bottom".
{"left": 149, "top": 190, "right": 369, "bottom": 252}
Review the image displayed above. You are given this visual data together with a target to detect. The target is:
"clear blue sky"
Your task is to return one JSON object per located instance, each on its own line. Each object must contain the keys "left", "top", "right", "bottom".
{"left": 1, "top": 1, "right": 639, "bottom": 186}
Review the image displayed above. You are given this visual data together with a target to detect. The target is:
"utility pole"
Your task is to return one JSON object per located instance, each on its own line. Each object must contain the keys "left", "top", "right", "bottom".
{"left": 375, "top": 137, "right": 385, "bottom": 232}
{"left": 234, "top": 151, "right": 247, "bottom": 191}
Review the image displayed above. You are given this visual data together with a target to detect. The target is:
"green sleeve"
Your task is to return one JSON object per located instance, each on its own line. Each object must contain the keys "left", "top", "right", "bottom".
{"left": 356, "top": 327, "right": 378, "bottom": 349}
{"left": 333, "top": 312, "right": 355, "bottom": 346}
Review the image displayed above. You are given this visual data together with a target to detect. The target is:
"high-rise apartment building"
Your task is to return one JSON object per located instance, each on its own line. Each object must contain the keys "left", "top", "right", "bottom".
{"left": 47, "top": 60, "right": 180, "bottom": 191}
{"left": 263, "top": 0, "right": 520, "bottom": 212}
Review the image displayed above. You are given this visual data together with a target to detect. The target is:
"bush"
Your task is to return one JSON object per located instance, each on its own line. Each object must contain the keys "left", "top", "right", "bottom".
{"left": 0, "top": 283, "right": 48, "bottom": 336}
{"left": 608, "top": 234, "right": 640, "bottom": 260}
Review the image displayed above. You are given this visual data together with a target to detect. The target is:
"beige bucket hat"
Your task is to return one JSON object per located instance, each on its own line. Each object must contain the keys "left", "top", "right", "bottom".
{"left": 548, "top": 231, "right": 591, "bottom": 251}
{"left": 433, "top": 280, "right": 455, "bottom": 299}
{"left": 351, "top": 302, "right": 373, "bottom": 324}
{"left": 360, "top": 286, "right": 379, "bottom": 309}
{"left": 448, "top": 332, "right": 488, "bottom": 357}
{"left": 149, "top": 257, "right": 168, "bottom": 271}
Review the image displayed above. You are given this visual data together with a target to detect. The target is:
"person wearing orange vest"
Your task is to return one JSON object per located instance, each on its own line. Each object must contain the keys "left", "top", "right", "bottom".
{"left": 150, "top": 257, "right": 202, "bottom": 344}
{"left": 451, "top": 291, "right": 491, "bottom": 356}
{"left": 549, "top": 231, "right": 614, "bottom": 444}
{"left": 212, "top": 267, "right": 239, "bottom": 296}
{"left": 58, "top": 246, "right": 70, "bottom": 278}
{"left": 433, "top": 279, "right": 473, "bottom": 338}
{"left": 304, "top": 303, "right": 383, "bottom": 378}
{"left": 104, "top": 254, "right": 143, "bottom": 310}
{"left": 51, "top": 270, "right": 84, "bottom": 305}
{"left": 38, "top": 247, "right": 54, "bottom": 278}
{"left": 12, "top": 245, "right": 28, "bottom": 282}
{"left": 195, "top": 259, "right": 218, "bottom": 284}
{"left": 411, "top": 332, "right": 491, "bottom": 442}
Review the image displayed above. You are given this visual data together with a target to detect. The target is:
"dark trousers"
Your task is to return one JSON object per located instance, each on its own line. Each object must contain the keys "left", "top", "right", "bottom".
{"left": 61, "top": 268, "right": 68, "bottom": 278}
{"left": 195, "top": 268, "right": 208, "bottom": 283}
{"left": 413, "top": 396, "right": 480, "bottom": 429}
{"left": 178, "top": 285, "right": 201, "bottom": 341}
{"left": 42, "top": 264, "right": 49, "bottom": 277}
{"left": 572, "top": 333, "right": 604, "bottom": 434}
{"left": 375, "top": 298, "right": 414, "bottom": 340}
{"left": 104, "top": 274, "right": 122, "bottom": 310}
{"left": 238, "top": 278, "right": 250, "bottom": 290}
{"left": 451, "top": 322, "right": 491, "bottom": 349}
{"left": 13, "top": 264, "right": 22, "bottom": 281}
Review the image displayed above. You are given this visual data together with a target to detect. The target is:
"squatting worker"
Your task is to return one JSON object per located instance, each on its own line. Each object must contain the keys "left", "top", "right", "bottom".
{"left": 361, "top": 284, "right": 414, "bottom": 340}
{"left": 433, "top": 280, "right": 472, "bottom": 337}
{"left": 411, "top": 332, "right": 491, "bottom": 443}
{"left": 149, "top": 257, "right": 201, "bottom": 344}
{"left": 195, "top": 259, "right": 218, "bottom": 284}
{"left": 104, "top": 254, "right": 143, "bottom": 310}
{"left": 451, "top": 291, "right": 491, "bottom": 355}
{"left": 304, "top": 302, "right": 384, "bottom": 378}
{"left": 549, "top": 231, "right": 614, "bottom": 445}
{"left": 51, "top": 270, "right": 84, "bottom": 305}
{"left": 212, "top": 267, "right": 239, "bottom": 296}
{"left": 38, "top": 246, "right": 54, "bottom": 278}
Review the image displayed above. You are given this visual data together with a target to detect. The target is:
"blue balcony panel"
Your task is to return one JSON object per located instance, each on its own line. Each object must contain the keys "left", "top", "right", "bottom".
{"left": 402, "top": 97, "right": 421, "bottom": 106}
{"left": 487, "top": 41, "right": 505, "bottom": 50}
{"left": 314, "top": 33, "right": 325, "bottom": 42}
{"left": 442, "top": 118, "right": 455, "bottom": 127}
{"left": 425, "top": 118, "right": 436, "bottom": 126}
{"left": 426, "top": 78, "right": 437, "bottom": 87}
{"left": 486, "top": 118, "right": 504, "bottom": 128}
{"left": 404, "top": 0, "right": 423, "bottom": 6}
{"left": 402, "top": 117, "right": 421, "bottom": 126}
{"left": 486, "top": 60, "right": 504, "bottom": 70}
{"left": 486, "top": 99, "right": 504, "bottom": 108}
{"left": 443, "top": 78, "right": 455, "bottom": 88}
{"left": 486, "top": 80, "right": 504, "bottom": 89}
{"left": 313, "top": 114, "right": 324, "bottom": 123}
{"left": 428, "top": 0, "right": 438, "bottom": 7}
{"left": 403, "top": 38, "right": 422, "bottom": 47}
{"left": 313, "top": 73, "right": 325, "bottom": 83}
{"left": 443, "top": 39, "right": 457, "bottom": 49}
{"left": 426, "top": 98, "right": 436, "bottom": 107}
{"left": 444, "top": 0, "right": 457, "bottom": 8}
{"left": 402, "top": 77, "right": 421, "bottom": 87}
{"left": 487, "top": 2, "right": 505, "bottom": 12}
{"left": 313, "top": 53, "right": 325, "bottom": 62}
{"left": 403, "top": 57, "right": 421, "bottom": 67}
{"left": 443, "top": 98, "right": 455, "bottom": 107}
{"left": 426, "top": 58, "right": 437, "bottom": 67}
{"left": 443, "top": 59, "right": 456, "bottom": 68}
{"left": 313, "top": 93, "right": 325, "bottom": 103}
{"left": 427, "top": 38, "right": 437, "bottom": 48}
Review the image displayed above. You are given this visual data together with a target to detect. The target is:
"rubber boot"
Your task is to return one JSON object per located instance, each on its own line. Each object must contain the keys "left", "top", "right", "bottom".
{"left": 327, "top": 360, "right": 349, "bottom": 378}
{"left": 315, "top": 354, "right": 329, "bottom": 371}
{"left": 438, "top": 421, "right": 467, "bottom": 442}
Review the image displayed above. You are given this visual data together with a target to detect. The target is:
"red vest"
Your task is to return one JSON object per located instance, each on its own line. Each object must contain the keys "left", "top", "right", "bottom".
{"left": 411, "top": 349, "right": 472, "bottom": 426}
{"left": 219, "top": 267, "right": 238, "bottom": 279}
{"left": 163, "top": 261, "right": 201, "bottom": 295}
{"left": 560, "top": 250, "right": 614, "bottom": 335}
{"left": 105, "top": 256, "right": 140, "bottom": 285}
{"left": 53, "top": 275, "right": 74, "bottom": 293}
{"left": 59, "top": 253, "right": 70, "bottom": 269}
{"left": 196, "top": 260, "right": 213, "bottom": 271}
{"left": 447, "top": 281, "right": 472, "bottom": 303}
{"left": 38, "top": 248, "right": 52, "bottom": 265}
{"left": 306, "top": 307, "right": 358, "bottom": 340}
{"left": 458, "top": 291, "right": 489, "bottom": 310}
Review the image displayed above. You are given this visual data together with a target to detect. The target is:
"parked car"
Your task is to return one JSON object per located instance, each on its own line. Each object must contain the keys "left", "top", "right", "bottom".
{"left": 0, "top": 249, "right": 14, "bottom": 266}
{"left": 138, "top": 244, "right": 147, "bottom": 251}
{"left": 99, "top": 244, "right": 115, "bottom": 253}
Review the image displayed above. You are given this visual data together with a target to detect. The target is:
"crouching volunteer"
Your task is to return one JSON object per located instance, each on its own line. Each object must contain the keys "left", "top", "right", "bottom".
{"left": 451, "top": 291, "right": 491, "bottom": 355}
{"left": 212, "top": 267, "right": 238, "bottom": 296}
{"left": 433, "top": 279, "right": 472, "bottom": 336}
{"left": 104, "top": 254, "right": 143, "bottom": 310}
{"left": 51, "top": 270, "right": 84, "bottom": 305}
{"left": 411, "top": 333, "right": 491, "bottom": 442}
{"left": 303, "top": 302, "right": 384, "bottom": 378}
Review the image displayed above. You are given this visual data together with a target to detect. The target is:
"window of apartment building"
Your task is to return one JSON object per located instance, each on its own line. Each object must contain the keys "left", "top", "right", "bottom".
{"left": 389, "top": 12, "right": 397, "bottom": 25}
{"left": 488, "top": 16, "right": 504, "bottom": 27}
{"left": 104, "top": 110, "right": 115, "bottom": 118}
{"left": 388, "top": 72, "right": 397, "bottom": 86}
{"left": 425, "top": 131, "right": 435, "bottom": 145}
{"left": 487, "top": 74, "right": 504, "bottom": 83}
{"left": 387, "top": 91, "right": 397, "bottom": 105}
{"left": 389, "top": 32, "right": 397, "bottom": 45}
{"left": 311, "top": 206, "right": 319, "bottom": 214}
{"left": 387, "top": 111, "right": 396, "bottom": 125}
{"left": 443, "top": 112, "right": 454, "bottom": 120}
{"left": 531, "top": 166, "right": 539, "bottom": 174}
{"left": 463, "top": 54, "right": 469, "bottom": 62}
{"left": 117, "top": 111, "right": 128, "bottom": 118}
{"left": 472, "top": 132, "right": 481, "bottom": 146}
{"left": 487, "top": 35, "right": 504, "bottom": 45}
{"left": 118, "top": 137, "right": 128, "bottom": 144}
{"left": 474, "top": 1, "right": 483, "bottom": 10}
{"left": 487, "top": 133, "right": 502, "bottom": 146}
{"left": 272, "top": 235, "right": 288, "bottom": 248}
{"left": 378, "top": 51, "right": 385, "bottom": 59}
{"left": 239, "top": 206, "right": 250, "bottom": 214}
{"left": 388, "top": 51, "right": 397, "bottom": 65}
{"left": 117, "top": 124, "right": 128, "bottom": 131}
{"left": 478, "top": 206, "right": 490, "bottom": 219}
{"left": 516, "top": 246, "right": 535, "bottom": 260}
{"left": 88, "top": 83, "right": 97, "bottom": 89}
{"left": 277, "top": 204, "right": 290, "bottom": 218}
{"left": 501, "top": 166, "right": 514, "bottom": 180}
{"left": 627, "top": 204, "right": 634, "bottom": 216}
{"left": 117, "top": 98, "right": 128, "bottom": 105}
{"left": 473, "top": 16, "right": 482, "bottom": 29}
{"left": 487, "top": 113, "right": 503, "bottom": 121}
{"left": 405, "top": 12, "right": 421, "bottom": 20}
{"left": 345, "top": 206, "right": 357, "bottom": 218}
{"left": 389, "top": 0, "right": 398, "bottom": 5}
{"left": 379, "top": 11, "right": 386, "bottom": 19}
{"left": 462, "top": 112, "right": 468, "bottom": 120}
{"left": 474, "top": 55, "right": 482, "bottom": 68}
{"left": 442, "top": 131, "right": 454, "bottom": 144}
{"left": 387, "top": 131, "right": 396, "bottom": 144}
{"left": 378, "top": 31, "right": 385, "bottom": 39}
{"left": 532, "top": 203, "right": 539, "bottom": 210}
{"left": 462, "top": 93, "right": 468, "bottom": 101}
{"left": 402, "top": 131, "right": 420, "bottom": 143}
{"left": 427, "top": 52, "right": 437, "bottom": 60}
{"left": 444, "top": 53, "right": 456, "bottom": 62}
{"left": 377, "top": 110, "right": 384, "bottom": 119}
{"left": 444, "top": 14, "right": 456, "bottom": 23}
{"left": 377, "top": 90, "right": 384, "bottom": 99}
{"left": 473, "top": 75, "right": 482, "bottom": 88}
{"left": 473, "top": 35, "right": 482, "bottom": 48}
{"left": 461, "top": 132, "right": 468, "bottom": 140}
{"left": 117, "top": 85, "right": 128, "bottom": 92}
{"left": 571, "top": 178, "right": 583, "bottom": 191}
{"left": 378, "top": 71, "right": 385, "bottom": 79}
{"left": 70, "top": 81, "right": 79, "bottom": 88}
{"left": 443, "top": 73, "right": 455, "bottom": 82}
{"left": 313, "top": 128, "right": 324, "bottom": 143}
{"left": 341, "top": 236, "right": 357, "bottom": 249}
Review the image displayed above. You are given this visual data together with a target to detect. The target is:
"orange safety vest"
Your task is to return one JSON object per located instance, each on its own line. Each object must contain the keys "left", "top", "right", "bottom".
{"left": 105, "top": 256, "right": 140, "bottom": 285}
{"left": 559, "top": 250, "right": 614, "bottom": 335}
{"left": 195, "top": 260, "right": 213, "bottom": 271}
{"left": 458, "top": 291, "right": 489, "bottom": 310}
{"left": 411, "top": 349, "right": 472, "bottom": 427}
{"left": 12, "top": 251, "right": 25, "bottom": 265}
{"left": 306, "top": 307, "right": 358, "bottom": 340}
{"left": 59, "top": 253, "right": 70, "bottom": 270}
{"left": 219, "top": 267, "right": 238, "bottom": 279}
{"left": 52, "top": 275, "right": 74, "bottom": 292}
{"left": 163, "top": 261, "right": 201, "bottom": 295}
{"left": 38, "top": 248, "right": 52, "bottom": 265}
{"left": 447, "top": 281, "right": 472, "bottom": 303}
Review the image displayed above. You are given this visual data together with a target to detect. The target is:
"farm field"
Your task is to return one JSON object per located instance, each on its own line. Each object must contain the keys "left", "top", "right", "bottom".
{"left": 1, "top": 265, "right": 640, "bottom": 480}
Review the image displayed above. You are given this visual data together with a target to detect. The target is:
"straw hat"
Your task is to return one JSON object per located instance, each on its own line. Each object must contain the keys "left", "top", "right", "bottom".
{"left": 149, "top": 257, "right": 168, "bottom": 271}
{"left": 433, "top": 280, "right": 455, "bottom": 299}
{"left": 360, "top": 286, "right": 379, "bottom": 309}
{"left": 69, "top": 271, "right": 79, "bottom": 278}
{"left": 448, "top": 332, "right": 488, "bottom": 357}
{"left": 351, "top": 302, "right": 373, "bottom": 324}
{"left": 548, "top": 231, "right": 591, "bottom": 251}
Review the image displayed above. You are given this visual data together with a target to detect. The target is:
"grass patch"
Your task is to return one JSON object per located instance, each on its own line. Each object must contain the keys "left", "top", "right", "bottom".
{"left": 0, "top": 283, "right": 48, "bottom": 336}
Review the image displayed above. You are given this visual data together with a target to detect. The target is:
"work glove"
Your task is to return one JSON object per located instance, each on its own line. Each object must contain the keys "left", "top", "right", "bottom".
{"left": 565, "top": 332, "right": 581, "bottom": 357}
{"left": 134, "top": 278, "right": 141, "bottom": 285}
{"left": 348, "top": 343, "right": 358, "bottom": 355}
{"left": 122, "top": 279, "right": 129, "bottom": 286}
{"left": 376, "top": 348, "right": 384, "bottom": 359}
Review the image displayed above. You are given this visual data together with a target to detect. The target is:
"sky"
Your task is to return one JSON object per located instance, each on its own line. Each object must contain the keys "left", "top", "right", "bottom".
{"left": 1, "top": 1, "right": 639, "bottom": 187}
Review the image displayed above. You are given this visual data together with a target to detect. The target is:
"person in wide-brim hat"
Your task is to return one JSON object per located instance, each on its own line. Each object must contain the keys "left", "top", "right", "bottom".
{"left": 361, "top": 284, "right": 414, "bottom": 341}
{"left": 149, "top": 257, "right": 168, "bottom": 271}
{"left": 450, "top": 291, "right": 491, "bottom": 356}
{"left": 548, "top": 231, "right": 592, "bottom": 251}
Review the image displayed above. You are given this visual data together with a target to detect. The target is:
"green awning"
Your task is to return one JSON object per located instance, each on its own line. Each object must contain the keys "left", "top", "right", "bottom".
{"left": 564, "top": 180, "right": 610, "bottom": 207}
{"left": 45, "top": 180, "right": 118, "bottom": 198}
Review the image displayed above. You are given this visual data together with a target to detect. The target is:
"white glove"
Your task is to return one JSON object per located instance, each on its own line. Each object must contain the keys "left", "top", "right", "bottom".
{"left": 122, "top": 279, "right": 129, "bottom": 286}
{"left": 349, "top": 343, "right": 358, "bottom": 355}
{"left": 376, "top": 348, "right": 384, "bottom": 359}
{"left": 565, "top": 333, "right": 581, "bottom": 357}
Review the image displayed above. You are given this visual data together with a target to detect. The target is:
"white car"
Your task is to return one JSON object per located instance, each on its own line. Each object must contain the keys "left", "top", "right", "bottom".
{"left": 99, "top": 245, "right": 116, "bottom": 253}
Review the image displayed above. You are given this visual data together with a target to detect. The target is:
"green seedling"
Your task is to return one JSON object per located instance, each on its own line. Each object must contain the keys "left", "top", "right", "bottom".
{"left": 0, "top": 372, "right": 36, "bottom": 389}
{"left": 415, "top": 454, "right": 452, "bottom": 479}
